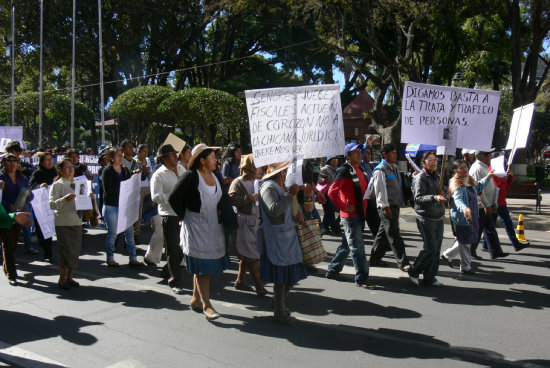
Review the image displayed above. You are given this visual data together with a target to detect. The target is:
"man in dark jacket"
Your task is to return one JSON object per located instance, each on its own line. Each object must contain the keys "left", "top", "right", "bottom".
{"left": 325, "top": 143, "right": 374, "bottom": 288}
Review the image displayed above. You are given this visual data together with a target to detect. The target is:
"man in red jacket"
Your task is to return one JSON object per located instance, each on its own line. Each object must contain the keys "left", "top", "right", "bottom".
{"left": 493, "top": 168, "right": 530, "bottom": 250}
{"left": 325, "top": 143, "right": 374, "bottom": 289}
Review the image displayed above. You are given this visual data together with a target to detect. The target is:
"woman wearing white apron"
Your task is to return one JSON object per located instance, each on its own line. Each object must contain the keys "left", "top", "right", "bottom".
{"left": 169, "top": 144, "right": 237, "bottom": 321}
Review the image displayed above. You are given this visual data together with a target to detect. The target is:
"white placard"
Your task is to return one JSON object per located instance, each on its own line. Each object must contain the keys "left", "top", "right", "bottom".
{"left": 74, "top": 176, "right": 93, "bottom": 210}
{"left": 116, "top": 174, "right": 140, "bottom": 234}
{"left": 505, "top": 103, "right": 535, "bottom": 150}
{"left": 284, "top": 155, "right": 304, "bottom": 187}
{"left": 246, "top": 84, "right": 345, "bottom": 167}
{"left": 30, "top": 187, "right": 56, "bottom": 239}
{"left": 0, "top": 138, "right": 11, "bottom": 152}
{"left": 0, "top": 126, "right": 23, "bottom": 142}
{"left": 491, "top": 156, "right": 507, "bottom": 177}
{"left": 401, "top": 81, "right": 500, "bottom": 151}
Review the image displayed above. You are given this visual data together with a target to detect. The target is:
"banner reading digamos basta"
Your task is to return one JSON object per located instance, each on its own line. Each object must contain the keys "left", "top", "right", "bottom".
{"left": 401, "top": 81, "right": 500, "bottom": 151}
{"left": 245, "top": 84, "right": 345, "bottom": 167}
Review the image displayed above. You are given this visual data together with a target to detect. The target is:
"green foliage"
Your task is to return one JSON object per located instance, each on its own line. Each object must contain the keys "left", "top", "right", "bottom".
{"left": 109, "top": 85, "right": 173, "bottom": 144}
{"left": 0, "top": 91, "right": 93, "bottom": 148}
{"left": 158, "top": 87, "right": 247, "bottom": 145}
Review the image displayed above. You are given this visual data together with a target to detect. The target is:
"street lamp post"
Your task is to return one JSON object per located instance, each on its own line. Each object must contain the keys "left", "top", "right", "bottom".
{"left": 10, "top": 1, "right": 15, "bottom": 126}
{"left": 39, "top": 0, "right": 43, "bottom": 147}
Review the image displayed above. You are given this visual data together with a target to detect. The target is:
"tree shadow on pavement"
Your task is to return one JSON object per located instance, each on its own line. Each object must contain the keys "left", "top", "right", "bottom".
{"left": 16, "top": 274, "right": 187, "bottom": 311}
{"left": 210, "top": 314, "right": 549, "bottom": 367}
{"left": 0, "top": 310, "right": 101, "bottom": 346}
{"left": 374, "top": 279, "right": 550, "bottom": 310}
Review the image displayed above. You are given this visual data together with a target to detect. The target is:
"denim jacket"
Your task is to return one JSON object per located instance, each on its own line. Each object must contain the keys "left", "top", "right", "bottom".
{"left": 450, "top": 177, "right": 489, "bottom": 226}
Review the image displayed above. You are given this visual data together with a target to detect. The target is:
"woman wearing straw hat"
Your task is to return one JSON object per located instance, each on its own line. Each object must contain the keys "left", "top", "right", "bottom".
{"left": 258, "top": 162, "right": 307, "bottom": 324}
{"left": 228, "top": 154, "right": 267, "bottom": 296}
{"left": 169, "top": 143, "right": 237, "bottom": 321}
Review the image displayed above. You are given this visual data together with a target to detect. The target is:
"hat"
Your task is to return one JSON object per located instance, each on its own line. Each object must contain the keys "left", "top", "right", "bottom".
{"left": 475, "top": 148, "right": 495, "bottom": 157}
{"left": 188, "top": 143, "right": 221, "bottom": 169}
{"left": 157, "top": 144, "right": 177, "bottom": 158}
{"left": 325, "top": 156, "right": 337, "bottom": 165}
{"left": 344, "top": 142, "right": 363, "bottom": 157}
{"left": 1, "top": 153, "right": 18, "bottom": 163}
{"left": 263, "top": 162, "right": 291, "bottom": 180}
{"left": 5, "top": 140, "right": 22, "bottom": 152}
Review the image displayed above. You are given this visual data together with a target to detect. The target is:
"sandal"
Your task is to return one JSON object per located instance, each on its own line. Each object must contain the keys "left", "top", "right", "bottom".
{"left": 256, "top": 287, "right": 269, "bottom": 297}
{"left": 234, "top": 282, "right": 254, "bottom": 292}
{"left": 107, "top": 260, "right": 120, "bottom": 267}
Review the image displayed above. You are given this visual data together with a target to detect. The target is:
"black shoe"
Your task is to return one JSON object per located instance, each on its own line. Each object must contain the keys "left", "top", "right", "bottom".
{"left": 355, "top": 281, "right": 376, "bottom": 289}
{"left": 461, "top": 269, "right": 475, "bottom": 275}
{"left": 67, "top": 279, "right": 80, "bottom": 287}
{"left": 491, "top": 252, "right": 509, "bottom": 260}
{"left": 481, "top": 247, "right": 489, "bottom": 252}
{"left": 9, "top": 278, "right": 17, "bottom": 286}
{"left": 58, "top": 282, "right": 70, "bottom": 290}
{"left": 471, "top": 252, "right": 482, "bottom": 260}
{"left": 514, "top": 242, "right": 530, "bottom": 251}
{"left": 143, "top": 258, "right": 157, "bottom": 267}
{"left": 129, "top": 260, "right": 143, "bottom": 268}
{"left": 441, "top": 254, "right": 454, "bottom": 268}
{"left": 399, "top": 265, "right": 411, "bottom": 272}
{"left": 325, "top": 271, "right": 340, "bottom": 280}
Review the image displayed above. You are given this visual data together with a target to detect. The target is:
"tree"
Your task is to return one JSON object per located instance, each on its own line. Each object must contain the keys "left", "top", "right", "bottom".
{"left": 0, "top": 92, "right": 94, "bottom": 148}
{"left": 158, "top": 88, "right": 248, "bottom": 146}
{"left": 108, "top": 85, "right": 173, "bottom": 144}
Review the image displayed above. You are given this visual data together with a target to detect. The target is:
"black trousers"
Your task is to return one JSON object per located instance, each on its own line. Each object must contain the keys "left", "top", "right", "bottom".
{"left": 161, "top": 216, "right": 184, "bottom": 287}
{"left": 365, "top": 199, "right": 381, "bottom": 237}
{"left": 471, "top": 209, "right": 504, "bottom": 257}
{"left": 369, "top": 207, "right": 409, "bottom": 268}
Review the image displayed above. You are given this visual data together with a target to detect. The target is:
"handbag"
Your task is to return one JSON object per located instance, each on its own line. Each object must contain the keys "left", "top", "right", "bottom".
{"left": 293, "top": 197, "right": 326, "bottom": 265}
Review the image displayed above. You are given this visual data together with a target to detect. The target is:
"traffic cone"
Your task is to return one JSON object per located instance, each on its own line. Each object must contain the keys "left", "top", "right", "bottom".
{"left": 516, "top": 214, "right": 528, "bottom": 242}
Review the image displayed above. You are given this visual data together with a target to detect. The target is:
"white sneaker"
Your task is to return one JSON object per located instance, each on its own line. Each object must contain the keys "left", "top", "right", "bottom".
{"left": 409, "top": 276, "right": 420, "bottom": 286}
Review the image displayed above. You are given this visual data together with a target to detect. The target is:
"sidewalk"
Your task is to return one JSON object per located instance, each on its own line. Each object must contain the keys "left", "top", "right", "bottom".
{"left": 399, "top": 191, "right": 550, "bottom": 231}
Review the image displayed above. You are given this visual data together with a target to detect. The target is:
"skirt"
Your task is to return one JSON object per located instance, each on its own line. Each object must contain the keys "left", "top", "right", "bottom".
{"left": 56, "top": 225, "right": 82, "bottom": 268}
{"left": 260, "top": 242, "right": 307, "bottom": 284}
{"left": 185, "top": 254, "right": 230, "bottom": 275}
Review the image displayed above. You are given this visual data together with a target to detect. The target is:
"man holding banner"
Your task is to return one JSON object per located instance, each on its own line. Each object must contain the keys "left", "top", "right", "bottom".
{"left": 325, "top": 143, "right": 374, "bottom": 289}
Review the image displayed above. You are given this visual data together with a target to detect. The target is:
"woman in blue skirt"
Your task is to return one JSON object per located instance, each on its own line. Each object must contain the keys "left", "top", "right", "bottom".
{"left": 169, "top": 144, "right": 237, "bottom": 321}
{"left": 259, "top": 162, "right": 307, "bottom": 324}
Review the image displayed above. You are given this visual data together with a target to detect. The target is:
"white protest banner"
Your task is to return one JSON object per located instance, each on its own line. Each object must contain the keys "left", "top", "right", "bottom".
{"left": 116, "top": 174, "right": 140, "bottom": 234}
{"left": 246, "top": 84, "right": 345, "bottom": 167}
{"left": 505, "top": 103, "right": 535, "bottom": 150}
{"left": 401, "top": 81, "right": 500, "bottom": 151}
{"left": 30, "top": 187, "right": 56, "bottom": 239}
{"left": 491, "top": 155, "right": 507, "bottom": 178}
{"left": 74, "top": 176, "right": 93, "bottom": 210}
{"left": 0, "top": 126, "right": 23, "bottom": 142}
{"left": 0, "top": 138, "right": 10, "bottom": 152}
{"left": 285, "top": 155, "right": 304, "bottom": 187}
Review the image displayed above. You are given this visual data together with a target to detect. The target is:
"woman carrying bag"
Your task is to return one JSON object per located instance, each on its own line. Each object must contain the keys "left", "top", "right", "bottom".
{"left": 258, "top": 162, "right": 307, "bottom": 325}
{"left": 441, "top": 160, "right": 494, "bottom": 274}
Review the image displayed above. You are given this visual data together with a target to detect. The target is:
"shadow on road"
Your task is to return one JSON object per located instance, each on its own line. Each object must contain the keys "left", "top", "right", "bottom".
{"left": 211, "top": 314, "right": 550, "bottom": 367}
{"left": 0, "top": 310, "right": 101, "bottom": 346}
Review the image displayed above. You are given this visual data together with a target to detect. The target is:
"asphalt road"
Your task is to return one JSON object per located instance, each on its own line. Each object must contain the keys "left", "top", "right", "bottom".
{"left": 1, "top": 213, "right": 549, "bottom": 368}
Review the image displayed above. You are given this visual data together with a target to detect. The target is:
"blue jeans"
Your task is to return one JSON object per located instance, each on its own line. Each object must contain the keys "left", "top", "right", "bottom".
{"left": 410, "top": 216, "right": 443, "bottom": 283}
{"left": 22, "top": 203, "right": 37, "bottom": 251}
{"left": 327, "top": 216, "right": 369, "bottom": 283}
{"left": 103, "top": 205, "right": 137, "bottom": 262}
{"left": 497, "top": 205, "right": 520, "bottom": 247}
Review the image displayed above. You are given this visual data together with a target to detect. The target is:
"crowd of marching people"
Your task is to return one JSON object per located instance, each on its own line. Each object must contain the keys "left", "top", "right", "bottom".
{"left": 0, "top": 138, "right": 530, "bottom": 324}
